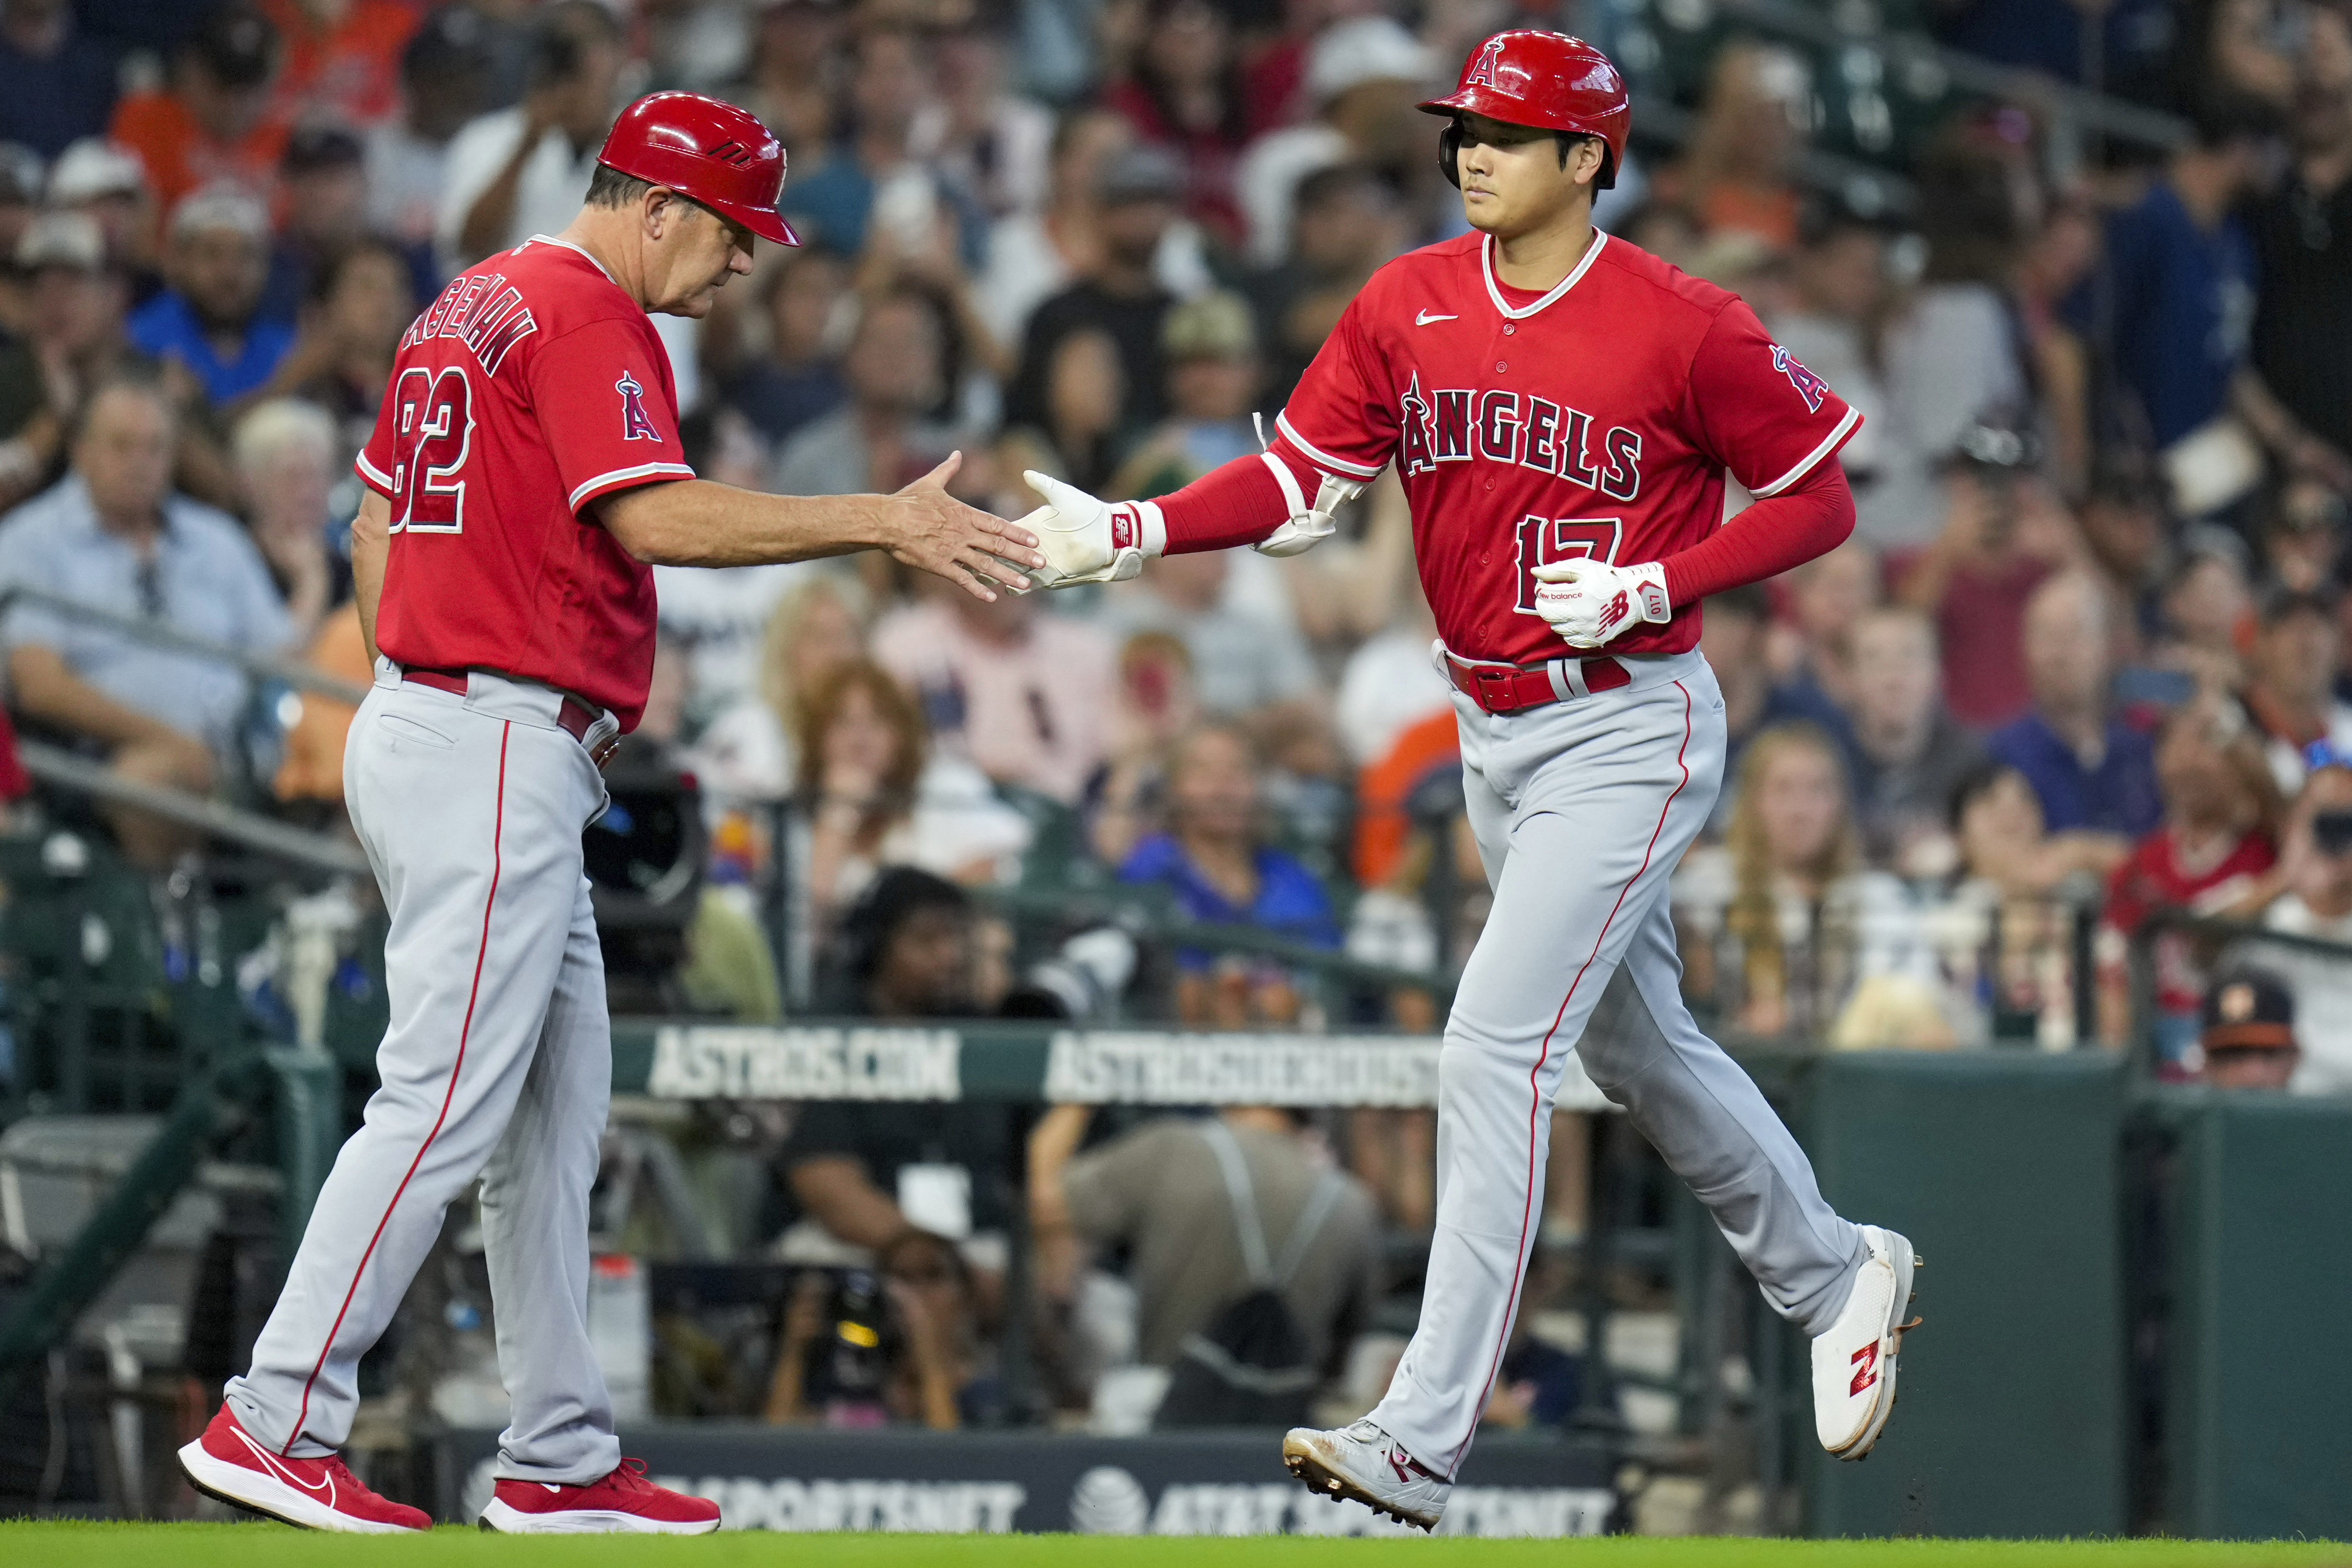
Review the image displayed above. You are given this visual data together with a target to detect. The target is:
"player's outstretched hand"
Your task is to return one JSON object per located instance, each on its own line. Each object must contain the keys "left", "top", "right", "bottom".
{"left": 1531, "top": 558, "right": 1673, "bottom": 649}
{"left": 1005, "top": 471, "right": 1149, "bottom": 591}
{"left": 881, "top": 453, "right": 1045, "bottom": 602}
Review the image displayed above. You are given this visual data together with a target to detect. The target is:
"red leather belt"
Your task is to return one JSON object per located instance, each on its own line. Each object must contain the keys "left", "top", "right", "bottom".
{"left": 1445, "top": 651, "right": 1629, "bottom": 716}
{"left": 402, "top": 667, "right": 618, "bottom": 767}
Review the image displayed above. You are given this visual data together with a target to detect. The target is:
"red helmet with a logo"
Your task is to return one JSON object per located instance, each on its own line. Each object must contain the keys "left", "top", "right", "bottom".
{"left": 1419, "top": 31, "right": 1631, "bottom": 190}
{"left": 596, "top": 91, "right": 801, "bottom": 246}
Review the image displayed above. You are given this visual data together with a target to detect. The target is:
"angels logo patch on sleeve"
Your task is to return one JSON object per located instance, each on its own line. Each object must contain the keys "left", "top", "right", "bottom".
{"left": 615, "top": 370, "right": 662, "bottom": 441}
{"left": 1770, "top": 345, "right": 1828, "bottom": 413}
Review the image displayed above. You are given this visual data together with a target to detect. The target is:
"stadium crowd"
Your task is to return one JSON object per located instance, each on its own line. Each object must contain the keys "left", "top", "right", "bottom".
{"left": 0, "top": 0, "right": 2349, "bottom": 1431}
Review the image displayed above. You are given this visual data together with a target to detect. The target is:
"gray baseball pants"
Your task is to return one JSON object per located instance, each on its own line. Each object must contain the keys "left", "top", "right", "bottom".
{"left": 224, "top": 662, "right": 622, "bottom": 1482}
{"left": 1368, "top": 648, "right": 1866, "bottom": 1476}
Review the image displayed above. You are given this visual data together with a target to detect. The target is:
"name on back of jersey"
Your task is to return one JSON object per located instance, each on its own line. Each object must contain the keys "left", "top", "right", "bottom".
{"left": 403, "top": 269, "right": 542, "bottom": 378}
{"left": 1396, "top": 372, "right": 1643, "bottom": 502}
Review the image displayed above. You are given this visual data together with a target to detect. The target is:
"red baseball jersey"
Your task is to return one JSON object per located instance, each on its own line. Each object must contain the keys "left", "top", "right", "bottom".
{"left": 356, "top": 236, "right": 693, "bottom": 730}
{"left": 1271, "top": 230, "right": 1858, "bottom": 664}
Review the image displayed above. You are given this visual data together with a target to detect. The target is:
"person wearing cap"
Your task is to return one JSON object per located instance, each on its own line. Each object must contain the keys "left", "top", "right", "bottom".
{"left": 1107, "top": 290, "right": 1262, "bottom": 497}
{"left": 2197, "top": 965, "right": 2303, "bottom": 1089}
{"left": 174, "top": 91, "right": 1037, "bottom": 1535}
{"left": 1005, "top": 143, "right": 1186, "bottom": 438}
{"left": 106, "top": 2, "right": 289, "bottom": 212}
{"left": 2240, "top": 762, "right": 2352, "bottom": 1095}
{"left": 2241, "top": 588, "right": 2352, "bottom": 798}
{"left": 44, "top": 137, "right": 158, "bottom": 296}
{"left": 128, "top": 185, "right": 298, "bottom": 407}
{"left": 0, "top": 211, "right": 117, "bottom": 505}
{"left": 0, "top": 0, "right": 120, "bottom": 160}
{"left": 1234, "top": 15, "right": 1434, "bottom": 268}
{"left": 260, "top": 125, "right": 385, "bottom": 322}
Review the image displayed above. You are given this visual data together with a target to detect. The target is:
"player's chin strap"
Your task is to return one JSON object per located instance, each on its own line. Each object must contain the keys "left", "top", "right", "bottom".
{"left": 1250, "top": 412, "right": 1362, "bottom": 558}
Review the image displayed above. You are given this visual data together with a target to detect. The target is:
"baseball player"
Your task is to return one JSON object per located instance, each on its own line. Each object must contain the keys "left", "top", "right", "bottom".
{"left": 1011, "top": 34, "right": 1919, "bottom": 1529}
{"left": 176, "top": 94, "right": 1042, "bottom": 1533}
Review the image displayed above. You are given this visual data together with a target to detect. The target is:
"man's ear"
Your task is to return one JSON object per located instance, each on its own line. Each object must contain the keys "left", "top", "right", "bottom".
{"left": 642, "top": 185, "right": 679, "bottom": 237}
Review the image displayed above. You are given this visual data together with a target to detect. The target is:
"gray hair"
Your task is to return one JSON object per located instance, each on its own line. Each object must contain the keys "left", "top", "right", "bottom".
{"left": 232, "top": 397, "right": 338, "bottom": 476}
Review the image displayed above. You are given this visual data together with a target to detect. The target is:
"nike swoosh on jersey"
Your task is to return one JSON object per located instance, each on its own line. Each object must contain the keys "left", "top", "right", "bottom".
{"left": 1416, "top": 310, "right": 1458, "bottom": 326}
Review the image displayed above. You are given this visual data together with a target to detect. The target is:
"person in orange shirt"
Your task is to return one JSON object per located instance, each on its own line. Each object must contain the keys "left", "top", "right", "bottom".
{"left": 107, "top": 4, "right": 288, "bottom": 212}
{"left": 260, "top": 0, "right": 420, "bottom": 131}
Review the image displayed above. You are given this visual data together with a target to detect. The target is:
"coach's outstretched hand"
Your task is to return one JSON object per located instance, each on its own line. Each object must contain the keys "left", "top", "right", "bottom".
{"left": 1002, "top": 470, "right": 1148, "bottom": 591}
{"left": 881, "top": 453, "right": 1046, "bottom": 602}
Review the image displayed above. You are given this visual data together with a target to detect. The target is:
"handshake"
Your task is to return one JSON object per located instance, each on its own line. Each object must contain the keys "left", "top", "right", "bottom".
{"left": 988, "top": 468, "right": 1359, "bottom": 592}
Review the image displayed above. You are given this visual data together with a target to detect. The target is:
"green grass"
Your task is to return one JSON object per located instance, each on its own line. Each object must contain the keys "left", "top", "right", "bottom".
{"left": 2, "top": 1524, "right": 2347, "bottom": 1568}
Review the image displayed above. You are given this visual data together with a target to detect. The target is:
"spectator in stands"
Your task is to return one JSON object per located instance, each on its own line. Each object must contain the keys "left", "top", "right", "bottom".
{"left": 872, "top": 578, "right": 1114, "bottom": 807}
{"left": 1843, "top": 605, "right": 1986, "bottom": 872}
{"left": 720, "top": 247, "right": 849, "bottom": 451}
{"left": 1991, "top": 571, "right": 2164, "bottom": 844}
{"left": 2097, "top": 697, "right": 2280, "bottom": 1059}
{"left": 231, "top": 396, "right": 342, "bottom": 645}
{"left": 778, "top": 27, "right": 978, "bottom": 266}
{"left": 730, "top": 0, "right": 844, "bottom": 153}
{"left": 1103, "top": 0, "right": 1249, "bottom": 245}
{"left": 1697, "top": 583, "right": 1857, "bottom": 821}
{"left": 2076, "top": 462, "right": 2172, "bottom": 639}
{"left": 130, "top": 187, "right": 295, "bottom": 410}
{"left": 1243, "top": 161, "right": 1404, "bottom": 408}
{"left": 45, "top": 138, "right": 157, "bottom": 298}
{"left": 107, "top": 3, "right": 287, "bottom": 211}
{"left": 2249, "top": 4, "right": 2352, "bottom": 494}
{"left": 2242, "top": 761, "right": 2352, "bottom": 1095}
{"left": 2196, "top": 966, "right": 2303, "bottom": 1091}
{"left": 365, "top": 4, "right": 492, "bottom": 259}
{"left": 2061, "top": 96, "right": 2284, "bottom": 503}
{"left": 0, "top": 0, "right": 120, "bottom": 159}
{"left": 976, "top": 109, "right": 1211, "bottom": 356}
{"left": 2241, "top": 590, "right": 2352, "bottom": 797}
{"left": 278, "top": 236, "right": 415, "bottom": 457}
{"left": 1766, "top": 203, "right": 1890, "bottom": 505}
{"left": 0, "top": 214, "right": 111, "bottom": 507}
{"left": 1098, "top": 550, "right": 1317, "bottom": 728}
{"left": 1089, "top": 628, "right": 1205, "bottom": 867}
{"left": 1772, "top": 539, "right": 1880, "bottom": 707}
{"left": 2156, "top": 529, "right": 2255, "bottom": 693}
{"left": 1657, "top": 42, "right": 1809, "bottom": 253}
{"left": 773, "top": 290, "right": 954, "bottom": 500}
{"left": 260, "top": 0, "right": 418, "bottom": 131}
{"left": 766, "top": 1227, "right": 998, "bottom": 1429}
{"left": 0, "top": 373, "right": 291, "bottom": 865}
{"left": 1119, "top": 723, "right": 1339, "bottom": 1027}
{"left": 264, "top": 125, "right": 374, "bottom": 319}
{"left": 1864, "top": 132, "right": 2038, "bottom": 549}
{"left": 684, "top": 571, "right": 868, "bottom": 810}
{"left": 2260, "top": 476, "right": 2347, "bottom": 597}
{"left": 778, "top": 870, "right": 1014, "bottom": 1257}
{"left": 1895, "top": 421, "right": 2080, "bottom": 728}
{"left": 1027, "top": 1099, "right": 1380, "bottom": 1420}
{"left": 1106, "top": 292, "right": 1259, "bottom": 497}
{"left": 1233, "top": 17, "right": 1432, "bottom": 269}
{"left": 1007, "top": 145, "right": 1183, "bottom": 440}
{"left": 795, "top": 658, "right": 1033, "bottom": 923}
{"left": 438, "top": 0, "right": 623, "bottom": 272}
{"left": 934, "top": 22, "right": 1053, "bottom": 222}
{"left": 1001, "top": 325, "right": 1127, "bottom": 494}
{"left": 1679, "top": 723, "right": 1927, "bottom": 1041}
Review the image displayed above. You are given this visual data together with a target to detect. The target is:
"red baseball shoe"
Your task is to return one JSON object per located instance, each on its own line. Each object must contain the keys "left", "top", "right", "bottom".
{"left": 479, "top": 1457, "right": 721, "bottom": 1534}
{"left": 177, "top": 1403, "right": 430, "bottom": 1532}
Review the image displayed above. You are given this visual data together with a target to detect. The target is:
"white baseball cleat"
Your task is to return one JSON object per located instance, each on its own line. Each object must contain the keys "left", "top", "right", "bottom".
{"left": 1282, "top": 1419, "right": 1451, "bottom": 1532}
{"left": 1812, "top": 1224, "right": 1922, "bottom": 1460}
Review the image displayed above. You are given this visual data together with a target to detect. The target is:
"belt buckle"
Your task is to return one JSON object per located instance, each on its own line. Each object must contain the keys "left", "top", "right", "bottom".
{"left": 1472, "top": 667, "right": 1520, "bottom": 714}
{"left": 589, "top": 734, "right": 620, "bottom": 770}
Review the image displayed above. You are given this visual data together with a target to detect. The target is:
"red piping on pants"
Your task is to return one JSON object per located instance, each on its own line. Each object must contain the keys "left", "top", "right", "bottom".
{"left": 1445, "top": 681, "right": 1694, "bottom": 1474}
{"left": 282, "top": 720, "right": 511, "bottom": 1455}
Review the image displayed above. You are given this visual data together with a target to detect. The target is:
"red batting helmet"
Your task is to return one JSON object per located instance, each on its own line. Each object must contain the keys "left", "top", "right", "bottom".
{"left": 597, "top": 91, "right": 800, "bottom": 246}
{"left": 1420, "top": 31, "right": 1630, "bottom": 190}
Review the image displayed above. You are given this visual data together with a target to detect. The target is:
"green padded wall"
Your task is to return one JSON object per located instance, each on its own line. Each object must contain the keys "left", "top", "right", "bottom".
{"left": 2158, "top": 1089, "right": 2352, "bottom": 1539}
{"left": 1797, "top": 1050, "right": 2128, "bottom": 1538}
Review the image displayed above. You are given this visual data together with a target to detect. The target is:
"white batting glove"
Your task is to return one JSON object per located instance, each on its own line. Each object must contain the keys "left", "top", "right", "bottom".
{"left": 1004, "top": 471, "right": 1154, "bottom": 591}
{"left": 1531, "top": 558, "right": 1672, "bottom": 649}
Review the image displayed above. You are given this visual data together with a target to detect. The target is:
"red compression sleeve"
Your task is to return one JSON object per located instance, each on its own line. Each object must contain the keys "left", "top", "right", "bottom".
{"left": 1659, "top": 458, "right": 1855, "bottom": 607}
{"left": 1154, "top": 450, "right": 1295, "bottom": 555}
